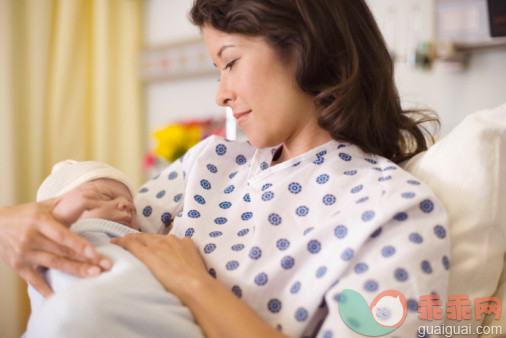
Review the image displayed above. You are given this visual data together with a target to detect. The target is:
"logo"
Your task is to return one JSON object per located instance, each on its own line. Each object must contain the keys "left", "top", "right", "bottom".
{"left": 338, "top": 289, "right": 408, "bottom": 336}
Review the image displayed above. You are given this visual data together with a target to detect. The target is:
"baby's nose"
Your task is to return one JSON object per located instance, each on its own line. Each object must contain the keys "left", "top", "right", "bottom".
{"left": 118, "top": 199, "right": 135, "bottom": 214}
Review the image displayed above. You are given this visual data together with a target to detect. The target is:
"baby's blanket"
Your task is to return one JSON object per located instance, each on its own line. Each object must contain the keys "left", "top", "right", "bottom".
{"left": 25, "top": 219, "right": 203, "bottom": 338}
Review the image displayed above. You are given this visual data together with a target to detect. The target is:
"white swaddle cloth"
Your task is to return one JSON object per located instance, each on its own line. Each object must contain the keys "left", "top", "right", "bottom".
{"left": 25, "top": 219, "right": 204, "bottom": 338}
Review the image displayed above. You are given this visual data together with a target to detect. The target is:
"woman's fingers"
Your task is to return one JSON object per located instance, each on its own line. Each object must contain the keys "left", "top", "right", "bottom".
{"left": 111, "top": 234, "right": 150, "bottom": 258}
{"left": 22, "top": 232, "right": 108, "bottom": 277}
{"left": 24, "top": 231, "right": 79, "bottom": 261}
{"left": 20, "top": 268, "right": 54, "bottom": 299}
{"left": 38, "top": 219, "right": 112, "bottom": 270}
{"left": 40, "top": 199, "right": 113, "bottom": 269}
{"left": 112, "top": 233, "right": 208, "bottom": 298}
{"left": 0, "top": 200, "right": 113, "bottom": 298}
{"left": 112, "top": 236, "right": 163, "bottom": 270}
{"left": 113, "top": 234, "right": 181, "bottom": 292}
{"left": 112, "top": 232, "right": 154, "bottom": 246}
{"left": 29, "top": 203, "right": 111, "bottom": 270}
{"left": 113, "top": 234, "right": 174, "bottom": 267}
{"left": 25, "top": 251, "right": 103, "bottom": 278}
{"left": 114, "top": 233, "right": 192, "bottom": 256}
{"left": 36, "top": 217, "right": 96, "bottom": 259}
{"left": 25, "top": 220, "right": 113, "bottom": 273}
{"left": 38, "top": 198, "right": 95, "bottom": 256}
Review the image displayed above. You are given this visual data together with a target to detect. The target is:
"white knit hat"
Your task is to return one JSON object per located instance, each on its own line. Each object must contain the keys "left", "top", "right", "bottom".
{"left": 37, "top": 160, "right": 135, "bottom": 202}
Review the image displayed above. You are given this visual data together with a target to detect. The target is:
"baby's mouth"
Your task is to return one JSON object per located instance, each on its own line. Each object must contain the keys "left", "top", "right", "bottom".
{"left": 118, "top": 215, "right": 133, "bottom": 227}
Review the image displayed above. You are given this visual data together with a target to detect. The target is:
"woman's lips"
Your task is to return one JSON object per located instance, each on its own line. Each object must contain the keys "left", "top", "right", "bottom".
{"left": 233, "top": 110, "right": 252, "bottom": 125}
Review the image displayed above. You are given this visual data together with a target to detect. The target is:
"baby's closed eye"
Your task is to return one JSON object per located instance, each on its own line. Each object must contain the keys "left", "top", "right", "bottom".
{"left": 102, "top": 193, "right": 114, "bottom": 200}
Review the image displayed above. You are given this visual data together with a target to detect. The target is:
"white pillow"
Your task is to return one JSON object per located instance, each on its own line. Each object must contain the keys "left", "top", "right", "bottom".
{"left": 402, "top": 103, "right": 506, "bottom": 337}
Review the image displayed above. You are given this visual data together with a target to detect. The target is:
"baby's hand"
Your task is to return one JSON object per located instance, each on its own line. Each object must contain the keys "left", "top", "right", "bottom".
{"left": 52, "top": 183, "right": 103, "bottom": 226}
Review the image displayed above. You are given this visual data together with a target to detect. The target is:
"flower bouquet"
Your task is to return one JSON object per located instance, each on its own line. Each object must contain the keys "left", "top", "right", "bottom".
{"left": 144, "top": 117, "right": 226, "bottom": 175}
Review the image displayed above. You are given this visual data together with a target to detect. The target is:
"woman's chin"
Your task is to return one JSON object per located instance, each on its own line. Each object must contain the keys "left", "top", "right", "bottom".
{"left": 244, "top": 133, "right": 280, "bottom": 149}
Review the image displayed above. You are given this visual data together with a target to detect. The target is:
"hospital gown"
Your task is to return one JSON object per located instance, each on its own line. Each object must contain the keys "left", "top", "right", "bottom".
{"left": 136, "top": 135, "right": 450, "bottom": 337}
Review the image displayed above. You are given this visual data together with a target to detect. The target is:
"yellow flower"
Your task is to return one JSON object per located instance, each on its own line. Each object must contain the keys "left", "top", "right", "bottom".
{"left": 153, "top": 124, "right": 202, "bottom": 162}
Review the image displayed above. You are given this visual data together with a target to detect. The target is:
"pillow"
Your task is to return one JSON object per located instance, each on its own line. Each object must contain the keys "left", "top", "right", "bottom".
{"left": 402, "top": 103, "right": 506, "bottom": 337}
{"left": 481, "top": 251, "right": 506, "bottom": 338}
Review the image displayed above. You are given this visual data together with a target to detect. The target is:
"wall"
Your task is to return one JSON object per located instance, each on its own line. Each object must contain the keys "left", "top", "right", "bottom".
{"left": 144, "top": 0, "right": 223, "bottom": 150}
{"left": 367, "top": 0, "right": 506, "bottom": 135}
{"left": 395, "top": 49, "right": 506, "bottom": 135}
{"left": 145, "top": 0, "right": 506, "bottom": 139}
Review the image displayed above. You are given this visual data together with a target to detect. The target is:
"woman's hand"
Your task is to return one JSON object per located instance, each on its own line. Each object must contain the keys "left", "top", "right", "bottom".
{"left": 0, "top": 197, "right": 112, "bottom": 298}
{"left": 112, "top": 233, "right": 286, "bottom": 338}
{"left": 111, "top": 233, "right": 208, "bottom": 299}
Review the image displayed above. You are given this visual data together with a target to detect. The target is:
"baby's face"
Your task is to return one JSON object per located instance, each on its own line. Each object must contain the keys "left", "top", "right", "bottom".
{"left": 79, "top": 178, "right": 139, "bottom": 230}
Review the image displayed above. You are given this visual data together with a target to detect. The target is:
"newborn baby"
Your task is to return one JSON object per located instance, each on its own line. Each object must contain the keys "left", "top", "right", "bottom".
{"left": 25, "top": 160, "right": 202, "bottom": 338}
{"left": 38, "top": 159, "right": 139, "bottom": 230}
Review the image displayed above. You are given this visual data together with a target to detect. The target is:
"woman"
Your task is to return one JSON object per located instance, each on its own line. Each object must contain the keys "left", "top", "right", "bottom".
{"left": 0, "top": 0, "right": 449, "bottom": 337}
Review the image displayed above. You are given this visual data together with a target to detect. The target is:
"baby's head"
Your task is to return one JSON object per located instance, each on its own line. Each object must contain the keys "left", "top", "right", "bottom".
{"left": 37, "top": 160, "right": 139, "bottom": 230}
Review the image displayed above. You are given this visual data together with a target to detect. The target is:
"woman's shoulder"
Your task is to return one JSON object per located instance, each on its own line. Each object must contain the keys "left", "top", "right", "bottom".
{"left": 330, "top": 143, "right": 443, "bottom": 205}
{"left": 314, "top": 144, "right": 447, "bottom": 234}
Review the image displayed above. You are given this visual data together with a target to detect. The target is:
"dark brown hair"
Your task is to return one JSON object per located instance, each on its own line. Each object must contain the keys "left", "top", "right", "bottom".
{"left": 190, "top": 0, "right": 439, "bottom": 163}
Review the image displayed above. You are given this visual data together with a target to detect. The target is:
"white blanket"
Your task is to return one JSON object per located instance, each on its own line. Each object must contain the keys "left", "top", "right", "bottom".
{"left": 25, "top": 219, "right": 204, "bottom": 338}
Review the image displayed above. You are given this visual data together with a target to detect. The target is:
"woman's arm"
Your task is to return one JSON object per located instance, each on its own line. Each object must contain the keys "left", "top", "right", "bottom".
{"left": 0, "top": 195, "right": 112, "bottom": 298}
{"left": 112, "top": 233, "right": 287, "bottom": 338}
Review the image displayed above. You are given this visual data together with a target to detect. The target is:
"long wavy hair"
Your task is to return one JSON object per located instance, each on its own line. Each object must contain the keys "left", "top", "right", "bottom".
{"left": 190, "top": 0, "right": 439, "bottom": 163}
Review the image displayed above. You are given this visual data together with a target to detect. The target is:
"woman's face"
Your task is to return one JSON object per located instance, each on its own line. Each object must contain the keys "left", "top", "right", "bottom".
{"left": 203, "top": 26, "right": 320, "bottom": 149}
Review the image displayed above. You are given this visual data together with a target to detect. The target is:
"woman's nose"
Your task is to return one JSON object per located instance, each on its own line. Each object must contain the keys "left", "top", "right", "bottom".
{"left": 215, "top": 78, "right": 233, "bottom": 107}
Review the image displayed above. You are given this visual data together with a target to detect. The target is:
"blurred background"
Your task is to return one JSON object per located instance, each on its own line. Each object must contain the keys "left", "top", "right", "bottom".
{"left": 1, "top": 0, "right": 505, "bottom": 336}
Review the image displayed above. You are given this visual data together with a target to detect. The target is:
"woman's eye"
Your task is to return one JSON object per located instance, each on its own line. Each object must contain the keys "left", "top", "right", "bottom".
{"left": 217, "top": 59, "right": 239, "bottom": 82}
{"left": 224, "top": 59, "right": 237, "bottom": 71}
